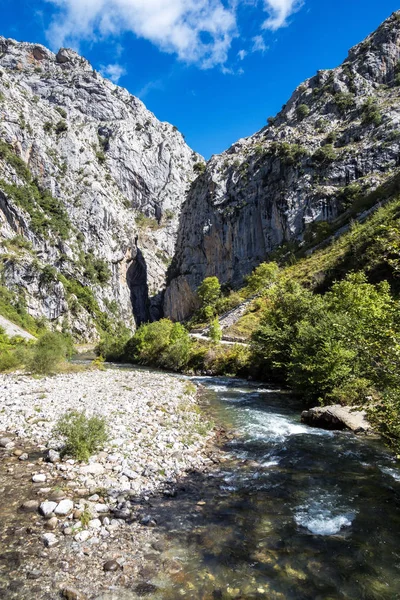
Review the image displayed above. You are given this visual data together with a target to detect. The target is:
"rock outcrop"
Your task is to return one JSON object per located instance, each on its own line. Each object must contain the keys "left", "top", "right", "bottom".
{"left": 0, "top": 38, "right": 202, "bottom": 339}
{"left": 301, "top": 405, "right": 372, "bottom": 434}
{"left": 165, "top": 11, "right": 400, "bottom": 321}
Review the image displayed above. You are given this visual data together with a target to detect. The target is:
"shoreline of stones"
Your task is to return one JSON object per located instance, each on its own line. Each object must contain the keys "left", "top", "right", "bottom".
{"left": 0, "top": 368, "right": 226, "bottom": 598}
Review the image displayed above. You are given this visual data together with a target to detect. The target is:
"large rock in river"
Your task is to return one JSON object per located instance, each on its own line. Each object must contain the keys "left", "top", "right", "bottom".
{"left": 301, "top": 405, "right": 372, "bottom": 434}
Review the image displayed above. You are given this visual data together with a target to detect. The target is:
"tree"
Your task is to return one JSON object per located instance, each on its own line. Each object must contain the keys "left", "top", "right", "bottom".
{"left": 197, "top": 276, "right": 221, "bottom": 319}
{"left": 209, "top": 317, "right": 222, "bottom": 344}
{"left": 245, "top": 262, "right": 279, "bottom": 294}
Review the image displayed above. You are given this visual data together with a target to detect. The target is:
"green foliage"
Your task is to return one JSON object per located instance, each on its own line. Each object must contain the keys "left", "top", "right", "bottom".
{"left": 43, "top": 121, "right": 53, "bottom": 133}
{"left": 296, "top": 104, "right": 310, "bottom": 120}
{"left": 0, "top": 327, "right": 33, "bottom": 372}
{"left": 193, "top": 162, "right": 206, "bottom": 174}
{"left": 135, "top": 213, "right": 159, "bottom": 229}
{"left": 124, "top": 319, "right": 192, "bottom": 371}
{"left": 267, "top": 116, "right": 276, "bottom": 126}
{"left": 55, "top": 106, "right": 67, "bottom": 119}
{"left": 334, "top": 92, "right": 355, "bottom": 113}
{"left": 27, "top": 332, "right": 71, "bottom": 375}
{"left": 0, "top": 141, "right": 31, "bottom": 181}
{"left": 209, "top": 317, "right": 222, "bottom": 344}
{"left": 54, "top": 410, "right": 108, "bottom": 461}
{"left": 312, "top": 143, "right": 336, "bottom": 165}
{"left": 244, "top": 262, "right": 279, "bottom": 294}
{"left": 336, "top": 183, "right": 362, "bottom": 212}
{"left": 96, "top": 324, "right": 132, "bottom": 361}
{"left": 197, "top": 276, "right": 221, "bottom": 320}
{"left": 269, "top": 142, "right": 308, "bottom": 166}
{"left": 0, "top": 172, "right": 71, "bottom": 240}
{"left": 0, "top": 285, "right": 46, "bottom": 336}
{"left": 80, "top": 251, "right": 111, "bottom": 285}
{"left": 303, "top": 221, "right": 332, "bottom": 246}
{"left": 55, "top": 120, "right": 68, "bottom": 134}
{"left": 96, "top": 151, "right": 106, "bottom": 164}
{"left": 252, "top": 273, "right": 400, "bottom": 411}
{"left": 361, "top": 98, "right": 382, "bottom": 126}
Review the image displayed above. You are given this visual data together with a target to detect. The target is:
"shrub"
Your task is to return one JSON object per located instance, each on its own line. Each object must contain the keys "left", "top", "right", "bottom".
{"left": 124, "top": 319, "right": 192, "bottom": 371}
{"left": 209, "top": 317, "right": 222, "bottom": 344}
{"left": 244, "top": 262, "right": 279, "bottom": 294}
{"left": 54, "top": 410, "right": 108, "bottom": 461}
{"left": 269, "top": 142, "right": 308, "bottom": 166}
{"left": 267, "top": 116, "right": 276, "bottom": 126}
{"left": 334, "top": 92, "right": 355, "bottom": 114}
{"left": 296, "top": 104, "right": 310, "bottom": 120}
{"left": 28, "top": 332, "right": 70, "bottom": 375}
{"left": 361, "top": 98, "right": 382, "bottom": 126}
{"left": 193, "top": 162, "right": 206, "bottom": 174}
{"left": 55, "top": 107, "right": 67, "bottom": 119}
{"left": 197, "top": 276, "right": 221, "bottom": 319}
{"left": 312, "top": 144, "right": 336, "bottom": 164}
{"left": 55, "top": 120, "right": 68, "bottom": 134}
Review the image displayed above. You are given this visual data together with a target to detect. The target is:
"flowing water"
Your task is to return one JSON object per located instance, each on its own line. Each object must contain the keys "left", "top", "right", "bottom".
{"left": 145, "top": 375, "right": 400, "bottom": 600}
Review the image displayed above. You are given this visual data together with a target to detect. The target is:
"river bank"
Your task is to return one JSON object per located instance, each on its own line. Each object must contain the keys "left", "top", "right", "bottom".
{"left": 0, "top": 368, "right": 223, "bottom": 600}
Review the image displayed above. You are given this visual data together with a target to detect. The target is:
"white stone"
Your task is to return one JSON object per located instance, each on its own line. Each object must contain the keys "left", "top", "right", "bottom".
{"left": 54, "top": 499, "right": 74, "bottom": 516}
{"left": 42, "top": 533, "right": 58, "bottom": 547}
{"left": 88, "top": 518, "right": 102, "bottom": 529}
{"left": 32, "top": 473, "right": 47, "bottom": 483}
{"left": 39, "top": 501, "right": 58, "bottom": 517}
{"left": 79, "top": 463, "right": 104, "bottom": 476}
{"left": 74, "top": 530, "right": 91, "bottom": 543}
{"left": 95, "top": 503, "right": 109, "bottom": 513}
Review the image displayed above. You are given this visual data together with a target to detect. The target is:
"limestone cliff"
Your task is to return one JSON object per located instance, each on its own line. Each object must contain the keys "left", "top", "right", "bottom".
{"left": 0, "top": 39, "right": 202, "bottom": 339}
{"left": 165, "top": 11, "right": 400, "bottom": 321}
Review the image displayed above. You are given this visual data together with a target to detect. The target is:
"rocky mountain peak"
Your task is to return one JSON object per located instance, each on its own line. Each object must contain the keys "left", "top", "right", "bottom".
{"left": 164, "top": 11, "right": 400, "bottom": 321}
{"left": 0, "top": 36, "right": 202, "bottom": 339}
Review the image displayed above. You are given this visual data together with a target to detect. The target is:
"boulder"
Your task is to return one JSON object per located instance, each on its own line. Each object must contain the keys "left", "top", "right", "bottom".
{"left": 301, "top": 405, "right": 372, "bottom": 434}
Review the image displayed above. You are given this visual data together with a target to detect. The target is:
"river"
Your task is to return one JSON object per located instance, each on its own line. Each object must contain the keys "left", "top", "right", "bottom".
{"left": 144, "top": 375, "right": 400, "bottom": 600}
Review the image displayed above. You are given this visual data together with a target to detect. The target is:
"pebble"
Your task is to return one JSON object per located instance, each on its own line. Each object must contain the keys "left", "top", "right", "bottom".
{"left": 47, "top": 449, "right": 60, "bottom": 463}
{"left": 21, "top": 499, "right": 40, "bottom": 511}
{"left": 88, "top": 519, "right": 101, "bottom": 529}
{"left": 39, "top": 501, "right": 58, "bottom": 517}
{"left": 74, "top": 530, "right": 91, "bottom": 543}
{"left": 95, "top": 503, "right": 109, "bottom": 513}
{"left": 54, "top": 499, "right": 74, "bottom": 516}
{"left": 42, "top": 532, "right": 58, "bottom": 547}
{"left": 0, "top": 437, "right": 13, "bottom": 448}
{"left": 44, "top": 516, "right": 58, "bottom": 530}
{"left": 103, "top": 560, "right": 119, "bottom": 572}
{"left": 18, "top": 453, "right": 29, "bottom": 461}
{"left": 32, "top": 473, "right": 47, "bottom": 483}
{"left": 13, "top": 448, "right": 23, "bottom": 457}
{"left": 61, "top": 586, "right": 87, "bottom": 600}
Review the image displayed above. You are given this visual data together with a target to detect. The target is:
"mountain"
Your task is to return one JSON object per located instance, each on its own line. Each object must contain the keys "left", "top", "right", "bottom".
{"left": 164, "top": 11, "right": 400, "bottom": 321}
{"left": 0, "top": 38, "right": 202, "bottom": 340}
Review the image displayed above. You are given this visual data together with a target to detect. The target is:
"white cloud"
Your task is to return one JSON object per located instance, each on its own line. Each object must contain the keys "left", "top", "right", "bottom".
{"left": 45, "top": 0, "right": 304, "bottom": 70}
{"left": 46, "top": 0, "right": 238, "bottom": 69}
{"left": 100, "top": 62, "right": 126, "bottom": 82}
{"left": 261, "top": 0, "right": 303, "bottom": 31}
{"left": 252, "top": 34, "right": 267, "bottom": 53}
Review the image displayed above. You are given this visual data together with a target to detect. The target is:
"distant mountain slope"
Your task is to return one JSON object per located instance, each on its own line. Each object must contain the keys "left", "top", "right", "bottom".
{"left": 165, "top": 10, "right": 400, "bottom": 321}
{"left": 0, "top": 38, "right": 201, "bottom": 339}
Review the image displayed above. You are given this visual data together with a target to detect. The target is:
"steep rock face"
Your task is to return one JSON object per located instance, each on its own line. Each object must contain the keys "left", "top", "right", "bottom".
{"left": 0, "top": 39, "right": 202, "bottom": 339}
{"left": 165, "top": 11, "right": 400, "bottom": 321}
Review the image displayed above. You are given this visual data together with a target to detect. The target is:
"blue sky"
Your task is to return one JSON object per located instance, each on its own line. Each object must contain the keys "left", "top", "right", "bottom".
{"left": 1, "top": 0, "right": 399, "bottom": 158}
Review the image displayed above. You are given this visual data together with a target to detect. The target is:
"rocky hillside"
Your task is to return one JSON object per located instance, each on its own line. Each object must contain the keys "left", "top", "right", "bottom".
{"left": 0, "top": 38, "right": 202, "bottom": 340}
{"left": 165, "top": 11, "right": 400, "bottom": 321}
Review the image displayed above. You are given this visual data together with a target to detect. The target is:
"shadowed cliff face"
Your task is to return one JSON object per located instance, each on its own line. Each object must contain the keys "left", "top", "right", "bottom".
{"left": 164, "top": 11, "right": 400, "bottom": 322}
{"left": 126, "top": 247, "right": 150, "bottom": 326}
{"left": 0, "top": 38, "right": 201, "bottom": 339}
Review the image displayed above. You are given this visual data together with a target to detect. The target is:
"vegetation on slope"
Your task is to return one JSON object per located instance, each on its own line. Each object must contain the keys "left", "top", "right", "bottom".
{"left": 99, "top": 192, "right": 400, "bottom": 452}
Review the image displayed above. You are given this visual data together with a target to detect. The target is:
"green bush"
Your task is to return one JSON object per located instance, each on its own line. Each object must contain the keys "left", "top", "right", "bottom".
{"left": 28, "top": 332, "right": 70, "bottom": 375}
{"left": 209, "top": 317, "right": 222, "bottom": 344}
{"left": 296, "top": 104, "right": 310, "bottom": 120}
{"left": 361, "top": 98, "right": 382, "bottom": 126}
{"left": 124, "top": 319, "right": 192, "bottom": 371}
{"left": 55, "top": 120, "right": 68, "bottom": 134}
{"left": 312, "top": 143, "right": 336, "bottom": 165}
{"left": 193, "top": 162, "right": 206, "bottom": 174}
{"left": 244, "top": 262, "right": 279, "bottom": 294}
{"left": 334, "top": 92, "right": 355, "bottom": 113}
{"left": 197, "top": 276, "right": 221, "bottom": 319}
{"left": 54, "top": 410, "right": 108, "bottom": 461}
